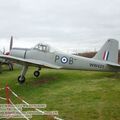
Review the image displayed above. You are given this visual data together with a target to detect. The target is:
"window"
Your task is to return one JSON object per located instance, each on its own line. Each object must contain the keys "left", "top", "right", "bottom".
{"left": 33, "top": 43, "right": 59, "bottom": 53}
{"left": 33, "top": 44, "right": 49, "bottom": 52}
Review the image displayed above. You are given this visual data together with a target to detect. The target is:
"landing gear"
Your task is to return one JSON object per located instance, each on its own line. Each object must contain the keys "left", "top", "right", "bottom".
{"left": 34, "top": 71, "right": 40, "bottom": 77}
{"left": 34, "top": 67, "right": 41, "bottom": 77}
{"left": 18, "top": 65, "right": 28, "bottom": 84}
{"left": 18, "top": 75, "right": 25, "bottom": 84}
{"left": 8, "top": 63, "right": 13, "bottom": 71}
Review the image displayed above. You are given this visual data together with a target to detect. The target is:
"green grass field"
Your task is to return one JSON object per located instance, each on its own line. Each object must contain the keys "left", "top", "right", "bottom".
{"left": 0, "top": 67, "right": 120, "bottom": 120}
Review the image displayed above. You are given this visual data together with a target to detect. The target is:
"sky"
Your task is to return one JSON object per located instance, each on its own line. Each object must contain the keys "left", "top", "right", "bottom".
{"left": 0, "top": 0, "right": 120, "bottom": 53}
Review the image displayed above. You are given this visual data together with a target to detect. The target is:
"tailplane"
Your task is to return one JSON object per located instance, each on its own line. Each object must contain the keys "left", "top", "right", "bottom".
{"left": 94, "top": 39, "right": 119, "bottom": 63}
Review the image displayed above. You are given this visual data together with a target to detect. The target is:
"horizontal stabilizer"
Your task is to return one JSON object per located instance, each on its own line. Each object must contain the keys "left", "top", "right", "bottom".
{"left": 107, "top": 62, "right": 120, "bottom": 68}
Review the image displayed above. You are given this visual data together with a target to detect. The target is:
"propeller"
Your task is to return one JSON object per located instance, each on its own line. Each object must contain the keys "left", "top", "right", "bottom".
{"left": 1, "top": 36, "right": 14, "bottom": 71}
{"left": 5, "top": 36, "right": 13, "bottom": 55}
{"left": 9, "top": 36, "right": 13, "bottom": 51}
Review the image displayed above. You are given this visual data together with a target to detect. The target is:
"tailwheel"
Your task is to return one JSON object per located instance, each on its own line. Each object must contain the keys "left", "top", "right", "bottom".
{"left": 34, "top": 71, "right": 40, "bottom": 77}
{"left": 18, "top": 75, "right": 25, "bottom": 84}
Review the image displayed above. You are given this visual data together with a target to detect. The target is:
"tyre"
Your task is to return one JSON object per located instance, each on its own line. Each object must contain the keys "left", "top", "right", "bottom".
{"left": 34, "top": 71, "right": 40, "bottom": 77}
{"left": 18, "top": 75, "right": 25, "bottom": 84}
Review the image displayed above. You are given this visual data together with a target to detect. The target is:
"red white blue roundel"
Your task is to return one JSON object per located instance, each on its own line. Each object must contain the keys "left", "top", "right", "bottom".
{"left": 61, "top": 56, "right": 68, "bottom": 64}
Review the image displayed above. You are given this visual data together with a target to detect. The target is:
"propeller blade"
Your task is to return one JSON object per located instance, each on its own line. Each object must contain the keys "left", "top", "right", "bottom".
{"left": 10, "top": 36, "right": 13, "bottom": 51}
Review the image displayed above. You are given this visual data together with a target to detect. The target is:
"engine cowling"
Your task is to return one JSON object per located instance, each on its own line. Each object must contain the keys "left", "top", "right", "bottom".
{"left": 10, "top": 48, "right": 29, "bottom": 59}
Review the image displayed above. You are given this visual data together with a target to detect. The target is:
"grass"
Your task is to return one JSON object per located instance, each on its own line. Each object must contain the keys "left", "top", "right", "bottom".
{"left": 0, "top": 66, "right": 120, "bottom": 120}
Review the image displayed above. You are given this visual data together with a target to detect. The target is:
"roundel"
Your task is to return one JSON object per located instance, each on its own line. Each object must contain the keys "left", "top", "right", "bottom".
{"left": 61, "top": 56, "right": 68, "bottom": 64}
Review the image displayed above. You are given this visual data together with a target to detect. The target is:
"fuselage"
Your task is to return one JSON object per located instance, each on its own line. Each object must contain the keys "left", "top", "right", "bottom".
{"left": 10, "top": 47, "right": 119, "bottom": 72}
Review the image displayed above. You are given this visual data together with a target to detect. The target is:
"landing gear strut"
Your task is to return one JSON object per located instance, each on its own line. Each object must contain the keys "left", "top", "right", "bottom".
{"left": 18, "top": 65, "right": 28, "bottom": 84}
{"left": 8, "top": 63, "right": 13, "bottom": 71}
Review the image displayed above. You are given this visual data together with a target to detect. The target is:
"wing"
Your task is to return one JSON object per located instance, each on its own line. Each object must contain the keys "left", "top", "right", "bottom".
{"left": 0, "top": 55, "right": 62, "bottom": 69}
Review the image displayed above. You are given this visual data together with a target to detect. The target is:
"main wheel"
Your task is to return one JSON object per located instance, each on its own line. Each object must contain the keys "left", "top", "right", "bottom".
{"left": 18, "top": 75, "right": 25, "bottom": 84}
{"left": 34, "top": 71, "right": 40, "bottom": 77}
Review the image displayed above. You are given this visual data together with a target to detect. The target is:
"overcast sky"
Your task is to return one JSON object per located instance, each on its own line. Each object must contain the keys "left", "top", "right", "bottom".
{"left": 0, "top": 0, "right": 120, "bottom": 53}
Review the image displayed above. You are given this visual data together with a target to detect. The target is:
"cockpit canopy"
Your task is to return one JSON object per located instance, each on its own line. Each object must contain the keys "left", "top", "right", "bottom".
{"left": 33, "top": 43, "right": 58, "bottom": 53}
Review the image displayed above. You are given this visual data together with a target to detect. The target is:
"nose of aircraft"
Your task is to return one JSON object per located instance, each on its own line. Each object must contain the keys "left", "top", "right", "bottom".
{"left": 10, "top": 48, "right": 27, "bottom": 59}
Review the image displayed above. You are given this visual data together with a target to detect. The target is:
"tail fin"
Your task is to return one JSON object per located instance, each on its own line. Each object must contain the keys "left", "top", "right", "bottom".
{"left": 94, "top": 39, "right": 119, "bottom": 63}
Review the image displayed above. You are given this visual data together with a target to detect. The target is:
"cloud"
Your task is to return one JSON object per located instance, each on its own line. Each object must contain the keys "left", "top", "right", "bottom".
{"left": 0, "top": 0, "right": 120, "bottom": 52}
